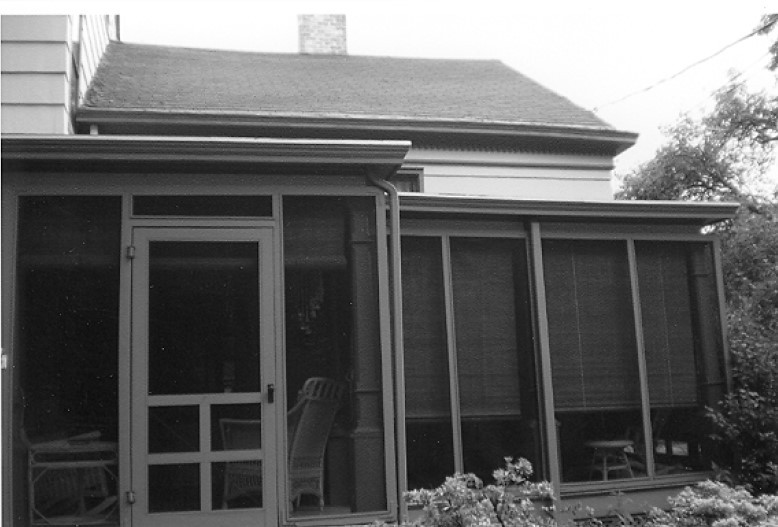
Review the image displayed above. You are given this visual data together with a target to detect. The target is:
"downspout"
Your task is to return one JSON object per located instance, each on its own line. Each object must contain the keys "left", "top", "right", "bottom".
{"left": 367, "top": 172, "right": 408, "bottom": 521}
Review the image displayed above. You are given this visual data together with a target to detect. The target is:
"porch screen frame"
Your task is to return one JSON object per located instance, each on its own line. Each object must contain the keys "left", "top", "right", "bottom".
{"left": 2, "top": 172, "right": 399, "bottom": 527}
{"left": 400, "top": 219, "right": 540, "bottom": 481}
{"left": 277, "top": 189, "right": 398, "bottom": 527}
{"left": 535, "top": 223, "right": 730, "bottom": 495}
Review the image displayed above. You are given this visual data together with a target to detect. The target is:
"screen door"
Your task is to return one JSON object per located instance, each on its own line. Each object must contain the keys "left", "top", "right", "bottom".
{"left": 130, "top": 228, "right": 276, "bottom": 527}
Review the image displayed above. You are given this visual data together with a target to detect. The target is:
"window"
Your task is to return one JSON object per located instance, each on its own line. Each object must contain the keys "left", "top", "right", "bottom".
{"left": 402, "top": 235, "right": 541, "bottom": 489}
{"left": 392, "top": 167, "right": 423, "bottom": 193}
{"left": 543, "top": 238, "right": 725, "bottom": 484}
{"left": 133, "top": 195, "right": 272, "bottom": 217}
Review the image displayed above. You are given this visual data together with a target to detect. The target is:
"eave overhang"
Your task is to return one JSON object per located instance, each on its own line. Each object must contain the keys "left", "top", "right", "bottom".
{"left": 1, "top": 135, "right": 411, "bottom": 178}
{"left": 399, "top": 193, "right": 740, "bottom": 227}
{"left": 75, "top": 108, "right": 638, "bottom": 156}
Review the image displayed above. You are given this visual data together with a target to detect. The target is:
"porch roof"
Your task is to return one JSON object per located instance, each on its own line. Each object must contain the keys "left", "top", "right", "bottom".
{"left": 0, "top": 134, "right": 411, "bottom": 179}
{"left": 398, "top": 193, "right": 740, "bottom": 227}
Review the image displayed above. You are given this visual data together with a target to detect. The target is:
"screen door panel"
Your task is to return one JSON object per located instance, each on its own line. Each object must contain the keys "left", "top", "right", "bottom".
{"left": 131, "top": 228, "right": 275, "bottom": 527}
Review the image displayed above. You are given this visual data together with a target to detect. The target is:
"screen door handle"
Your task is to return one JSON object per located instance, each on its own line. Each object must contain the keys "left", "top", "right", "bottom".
{"left": 267, "top": 384, "right": 275, "bottom": 404}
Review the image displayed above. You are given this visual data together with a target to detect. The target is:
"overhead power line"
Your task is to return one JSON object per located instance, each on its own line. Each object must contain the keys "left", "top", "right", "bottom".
{"left": 682, "top": 50, "right": 773, "bottom": 116}
{"left": 593, "top": 17, "right": 777, "bottom": 112}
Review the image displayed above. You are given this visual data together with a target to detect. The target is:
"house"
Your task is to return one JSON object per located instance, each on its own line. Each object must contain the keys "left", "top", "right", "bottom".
{"left": 1, "top": 14, "right": 737, "bottom": 527}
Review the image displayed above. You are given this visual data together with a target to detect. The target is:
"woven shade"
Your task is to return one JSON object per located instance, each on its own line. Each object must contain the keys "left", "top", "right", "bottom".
{"left": 402, "top": 237, "right": 452, "bottom": 420}
{"left": 543, "top": 240, "right": 641, "bottom": 411}
{"left": 402, "top": 237, "right": 524, "bottom": 420}
{"left": 636, "top": 242, "right": 698, "bottom": 407}
{"left": 451, "top": 238, "right": 522, "bottom": 419}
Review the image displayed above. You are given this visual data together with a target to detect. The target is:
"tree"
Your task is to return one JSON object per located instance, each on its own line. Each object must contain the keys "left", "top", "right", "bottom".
{"left": 617, "top": 67, "right": 778, "bottom": 493}
{"left": 617, "top": 84, "right": 776, "bottom": 204}
{"left": 761, "top": 14, "right": 778, "bottom": 71}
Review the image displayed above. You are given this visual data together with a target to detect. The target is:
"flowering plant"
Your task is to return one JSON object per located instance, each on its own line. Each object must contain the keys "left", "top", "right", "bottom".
{"left": 404, "top": 457, "right": 556, "bottom": 527}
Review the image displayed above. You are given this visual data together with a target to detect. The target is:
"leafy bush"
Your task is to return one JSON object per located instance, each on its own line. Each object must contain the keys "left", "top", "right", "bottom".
{"left": 645, "top": 480, "right": 778, "bottom": 527}
{"left": 707, "top": 204, "right": 778, "bottom": 495}
{"left": 404, "top": 457, "right": 557, "bottom": 527}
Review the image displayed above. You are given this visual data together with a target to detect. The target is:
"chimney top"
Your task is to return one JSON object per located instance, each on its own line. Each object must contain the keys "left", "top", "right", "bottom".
{"left": 298, "top": 14, "right": 347, "bottom": 55}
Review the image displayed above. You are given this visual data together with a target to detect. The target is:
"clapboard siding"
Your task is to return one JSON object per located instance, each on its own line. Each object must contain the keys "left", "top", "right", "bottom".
{"left": 0, "top": 15, "right": 71, "bottom": 42}
{"left": 1, "top": 16, "right": 71, "bottom": 133}
{"left": 77, "top": 15, "right": 112, "bottom": 102}
{"left": 1, "top": 15, "right": 114, "bottom": 133}
{"left": 1, "top": 42, "right": 70, "bottom": 72}
{"left": 1, "top": 73, "right": 70, "bottom": 104}
{"left": 1, "top": 104, "right": 69, "bottom": 133}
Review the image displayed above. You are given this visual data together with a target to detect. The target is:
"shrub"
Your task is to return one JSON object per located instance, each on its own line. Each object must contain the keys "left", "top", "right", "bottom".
{"left": 644, "top": 480, "right": 778, "bottom": 527}
{"left": 404, "top": 457, "right": 557, "bottom": 527}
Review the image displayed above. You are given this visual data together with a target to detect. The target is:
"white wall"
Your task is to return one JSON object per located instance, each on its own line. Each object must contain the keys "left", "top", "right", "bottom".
{"left": 406, "top": 147, "right": 616, "bottom": 200}
{"left": 1, "top": 15, "right": 115, "bottom": 134}
{"left": 1, "top": 15, "right": 73, "bottom": 133}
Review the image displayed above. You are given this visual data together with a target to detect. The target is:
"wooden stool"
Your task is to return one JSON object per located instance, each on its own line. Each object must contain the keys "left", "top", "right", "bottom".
{"left": 585, "top": 440, "right": 634, "bottom": 481}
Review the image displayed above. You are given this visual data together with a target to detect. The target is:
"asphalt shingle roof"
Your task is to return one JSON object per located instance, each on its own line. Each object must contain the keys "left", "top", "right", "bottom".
{"left": 84, "top": 42, "right": 613, "bottom": 131}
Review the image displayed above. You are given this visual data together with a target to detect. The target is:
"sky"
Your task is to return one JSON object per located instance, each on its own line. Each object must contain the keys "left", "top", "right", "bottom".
{"left": 5, "top": 1, "right": 778, "bottom": 180}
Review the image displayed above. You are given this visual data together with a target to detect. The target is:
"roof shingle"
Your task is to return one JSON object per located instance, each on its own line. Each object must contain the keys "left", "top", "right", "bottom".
{"left": 84, "top": 41, "right": 613, "bottom": 131}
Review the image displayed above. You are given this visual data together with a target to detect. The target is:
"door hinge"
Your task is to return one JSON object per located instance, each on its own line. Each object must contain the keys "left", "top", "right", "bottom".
{"left": 126, "top": 490, "right": 136, "bottom": 504}
{"left": 1, "top": 354, "right": 7, "bottom": 370}
{"left": 126, "top": 246, "right": 136, "bottom": 260}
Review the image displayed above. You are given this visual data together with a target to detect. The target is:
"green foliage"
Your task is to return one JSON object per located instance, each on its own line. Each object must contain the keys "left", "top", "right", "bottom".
{"left": 404, "top": 457, "right": 557, "bottom": 527}
{"left": 644, "top": 480, "right": 778, "bottom": 527}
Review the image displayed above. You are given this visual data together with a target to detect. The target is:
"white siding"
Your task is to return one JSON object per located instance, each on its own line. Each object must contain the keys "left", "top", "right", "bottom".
{"left": 1, "top": 15, "right": 72, "bottom": 133}
{"left": 423, "top": 174, "right": 614, "bottom": 200}
{"left": 76, "top": 15, "right": 113, "bottom": 103}
{"left": 405, "top": 147, "right": 616, "bottom": 200}
{"left": 1, "top": 42, "right": 70, "bottom": 72}
{"left": 1, "top": 15, "right": 71, "bottom": 41}
{"left": 1, "top": 104, "right": 69, "bottom": 133}
{"left": 1, "top": 14, "right": 114, "bottom": 134}
{"left": 1, "top": 73, "right": 70, "bottom": 104}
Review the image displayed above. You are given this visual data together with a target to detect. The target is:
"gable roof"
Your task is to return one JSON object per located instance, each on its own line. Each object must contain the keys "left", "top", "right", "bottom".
{"left": 85, "top": 41, "right": 608, "bottom": 127}
{"left": 78, "top": 42, "right": 636, "bottom": 153}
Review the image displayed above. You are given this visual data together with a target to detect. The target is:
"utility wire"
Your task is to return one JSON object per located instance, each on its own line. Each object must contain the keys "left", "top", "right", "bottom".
{"left": 593, "top": 17, "right": 777, "bottom": 112}
{"left": 685, "top": 50, "right": 773, "bottom": 115}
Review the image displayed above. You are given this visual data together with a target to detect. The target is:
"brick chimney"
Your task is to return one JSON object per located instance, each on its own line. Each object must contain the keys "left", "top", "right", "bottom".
{"left": 298, "top": 14, "right": 347, "bottom": 55}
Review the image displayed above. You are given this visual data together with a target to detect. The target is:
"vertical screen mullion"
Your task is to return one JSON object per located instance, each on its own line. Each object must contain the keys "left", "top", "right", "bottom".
{"left": 627, "top": 239, "right": 656, "bottom": 478}
{"left": 441, "top": 235, "right": 464, "bottom": 473}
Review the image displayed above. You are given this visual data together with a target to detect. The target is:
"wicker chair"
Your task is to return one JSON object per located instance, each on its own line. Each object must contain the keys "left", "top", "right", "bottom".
{"left": 27, "top": 432, "right": 118, "bottom": 525}
{"left": 220, "top": 419, "right": 263, "bottom": 509}
{"left": 287, "top": 377, "right": 346, "bottom": 509}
